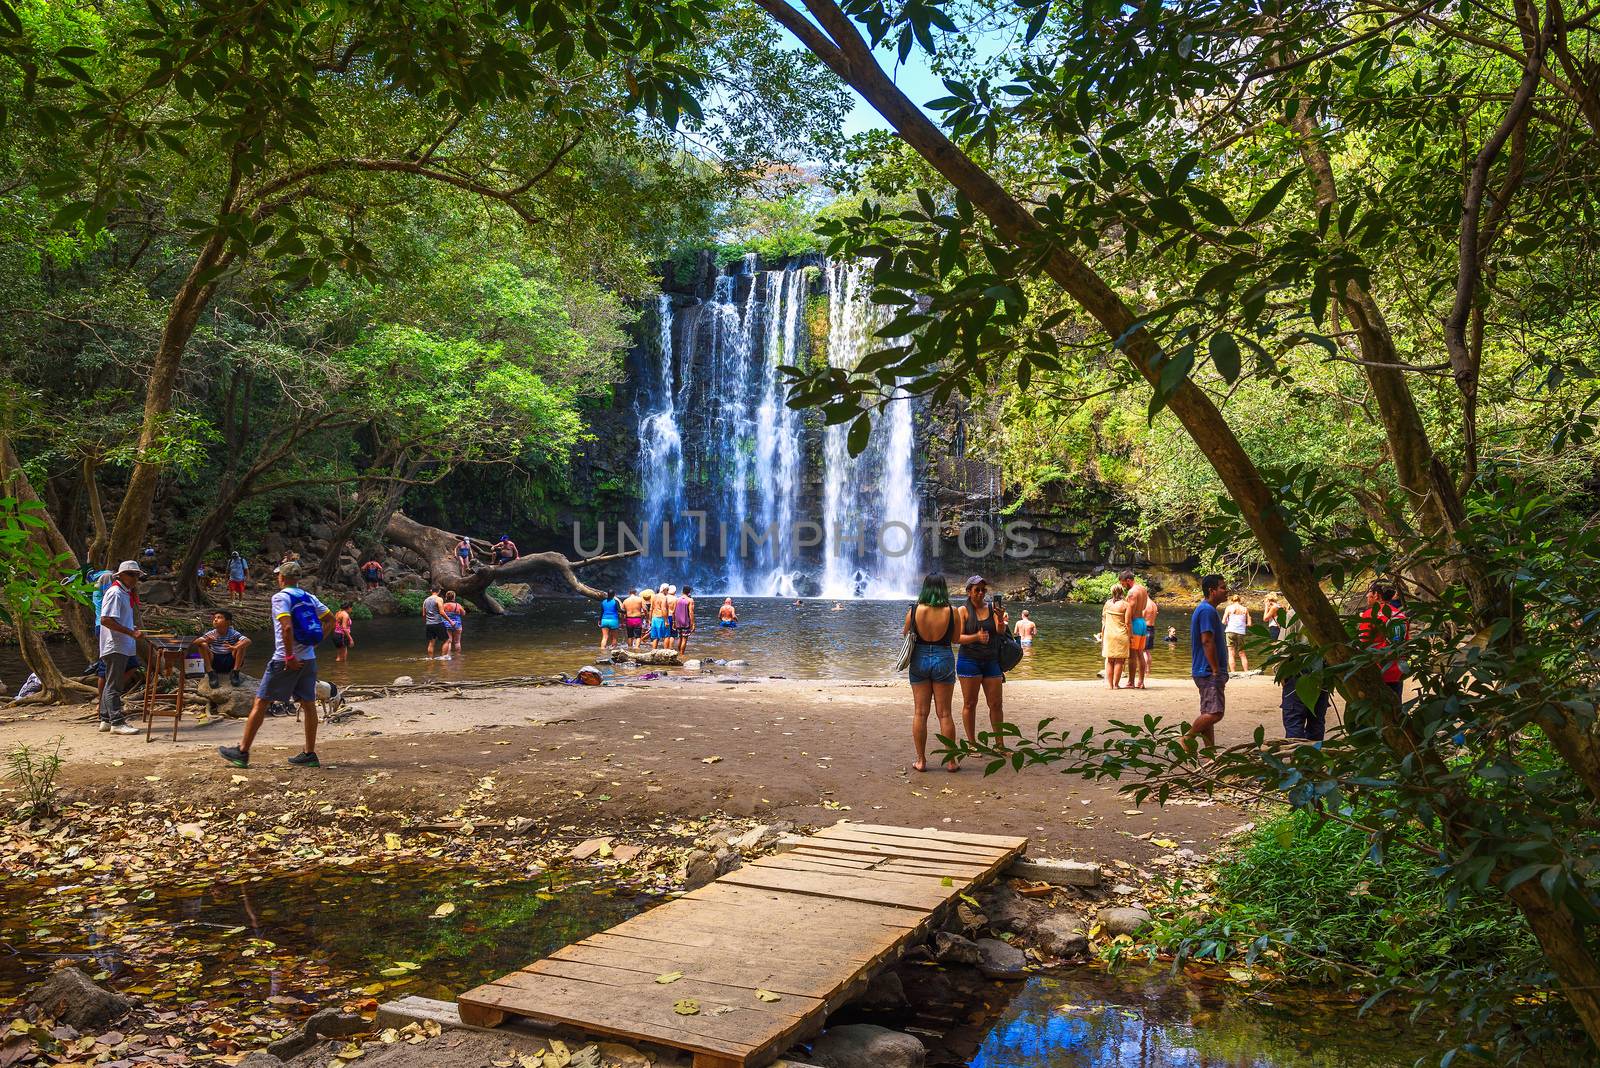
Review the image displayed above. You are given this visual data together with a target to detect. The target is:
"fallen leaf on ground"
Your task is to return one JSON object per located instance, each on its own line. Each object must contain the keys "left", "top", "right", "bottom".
{"left": 700, "top": 756, "right": 722, "bottom": 764}
{"left": 673, "top": 999, "right": 700, "bottom": 1015}
{"left": 431, "top": 902, "right": 456, "bottom": 918}
{"left": 655, "top": 971, "right": 683, "bottom": 984}
{"left": 754, "top": 990, "right": 780, "bottom": 1002}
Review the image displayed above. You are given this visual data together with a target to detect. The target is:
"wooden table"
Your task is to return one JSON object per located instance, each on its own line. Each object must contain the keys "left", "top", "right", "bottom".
{"left": 139, "top": 634, "right": 198, "bottom": 742}
{"left": 457, "top": 823, "right": 1029, "bottom": 1068}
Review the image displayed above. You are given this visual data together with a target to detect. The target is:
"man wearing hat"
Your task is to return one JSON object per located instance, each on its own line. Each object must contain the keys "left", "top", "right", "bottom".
{"left": 217, "top": 560, "right": 331, "bottom": 769}
{"left": 97, "top": 560, "right": 145, "bottom": 735}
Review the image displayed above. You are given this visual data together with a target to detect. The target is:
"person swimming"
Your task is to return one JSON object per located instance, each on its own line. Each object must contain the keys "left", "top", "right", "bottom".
{"left": 719, "top": 598, "right": 737, "bottom": 627}
{"left": 1164, "top": 625, "right": 1178, "bottom": 643}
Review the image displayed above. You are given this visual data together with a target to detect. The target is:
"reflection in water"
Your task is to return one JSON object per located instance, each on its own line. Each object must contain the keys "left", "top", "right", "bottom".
{"left": 241, "top": 599, "right": 1200, "bottom": 687}
{"left": 971, "top": 970, "right": 1444, "bottom": 1068}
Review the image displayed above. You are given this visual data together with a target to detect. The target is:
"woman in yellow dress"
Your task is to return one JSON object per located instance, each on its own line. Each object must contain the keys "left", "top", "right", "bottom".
{"left": 1101, "top": 586, "right": 1131, "bottom": 689}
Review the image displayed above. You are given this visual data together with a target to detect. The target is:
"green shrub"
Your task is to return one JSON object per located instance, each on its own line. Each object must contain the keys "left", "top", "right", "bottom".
{"left": 347, "top": 602, "right": 373, "bottom": 621}
{"left": 1070, "top": 570, "right": 1137, "bottom": 603}
{"left": 487, "top": 584, "right": 519, "bottom": 609}
{"left": 393, "top": 589, "right": 424, "bottom": 615}
{"left": 7, "top": 738, "right": 64, "bottom": 821}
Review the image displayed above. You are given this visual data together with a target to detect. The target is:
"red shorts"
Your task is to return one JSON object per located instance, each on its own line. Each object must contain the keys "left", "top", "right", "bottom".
{"left": 228, "top": 580, "right": 246, "bottom": 593}
{"left": 1130, "top": 634, "right": 1148, "bottom": 652}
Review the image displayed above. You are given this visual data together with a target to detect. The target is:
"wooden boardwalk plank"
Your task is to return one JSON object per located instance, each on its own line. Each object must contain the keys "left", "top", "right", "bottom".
{"left": 457, "top": 823, "right": 1028, "bottom": 1068}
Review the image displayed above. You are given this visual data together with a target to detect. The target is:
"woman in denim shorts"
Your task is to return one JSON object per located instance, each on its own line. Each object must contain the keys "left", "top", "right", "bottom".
{"left": 956, "top": 575, "right": 1009, "bottom": 749}
{"left": 904, "top": 574, "right": 960, "bottom": 772}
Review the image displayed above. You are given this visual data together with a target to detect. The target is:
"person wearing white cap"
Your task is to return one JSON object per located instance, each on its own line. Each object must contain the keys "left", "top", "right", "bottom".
{"left": 217, "top": 559, "right": 331, "bottom": 769}
{"left": 96, "top": 561, "right": 144, "bottom": 735}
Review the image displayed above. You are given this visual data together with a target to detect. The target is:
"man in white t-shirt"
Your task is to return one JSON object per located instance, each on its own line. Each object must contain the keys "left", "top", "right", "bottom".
{"left": 96, "top": 560, "right": 144, "bottom": 735}
{"left": 217, "top": 560, "right": 331, "bottom": 769}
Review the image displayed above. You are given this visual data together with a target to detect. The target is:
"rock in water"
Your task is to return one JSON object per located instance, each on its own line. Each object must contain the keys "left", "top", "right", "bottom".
{"left": 809, "top": 1025, "right": 925, "bottom": 1068}
{"left": 1031, "top": 912, "right": 1090, "bottom": 958}
{"left": 931, "top": 931, "right": 981, "bottom": 965}
{"left": 24, "top": 967, "right": 133, "bottom": 1030}
{"left": 849, "top": 969, "right": 908, "bottom": 1011}
{"left": 1099, "top": 906, "right": 1153, "bottom": 936}
{"left": 391, "top": 675, "right": 414, "bottom": 687}
{"left": 682, "top": 659, "right": 701, "bottom": 671}
{"left": 304, "top": 1008, "right": 368, "bottom": 1040}
{"left": 975, "top": 938, "right": 1028, "bottom": 980}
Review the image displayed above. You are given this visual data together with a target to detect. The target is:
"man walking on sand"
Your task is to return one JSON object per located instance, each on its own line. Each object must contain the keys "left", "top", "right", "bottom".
{"left": 97, "top": 560, "right": 145, "bottom": 735}
{"left": 1187, "top": 574, "right": 1229, "bottom": 750}
{"left": 1120, "top": 570, "right": 1151, "bottom": 690}
{"left": 217, "top": 561, "right": 331, "bottom": 769}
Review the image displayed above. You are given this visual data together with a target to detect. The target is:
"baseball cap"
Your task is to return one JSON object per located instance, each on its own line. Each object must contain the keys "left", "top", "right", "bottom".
{"left": 275, "top": 560, "right": 303, "bottom": 579}
{"left": 115, "top": 559, "right": 142, "bottom": 575}
{"left": 964, "top": 574, "right": 986, "bottom": 588}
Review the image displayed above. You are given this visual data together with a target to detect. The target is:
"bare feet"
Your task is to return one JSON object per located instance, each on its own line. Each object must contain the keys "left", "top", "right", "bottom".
{"left": 944, "top": 759, "right": 960, "bottom": 772}
{"left": 912, "top": 760, "right": 927, "bottom": 773}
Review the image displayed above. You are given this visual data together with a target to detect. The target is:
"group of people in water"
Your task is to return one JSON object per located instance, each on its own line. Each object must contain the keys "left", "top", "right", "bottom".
{"left": 595, "top": 586, "right": 741, "bottom": 655}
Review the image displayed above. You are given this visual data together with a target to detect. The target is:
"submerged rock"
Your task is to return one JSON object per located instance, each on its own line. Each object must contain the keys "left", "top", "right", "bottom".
{"left": 850, "top": 969, "right": 908, "bottom": 1011}
{"left": 931, "top": 931, "right": 981, "bottom": 965}
{"left": 975, "top": 938, "right": 1028, "bottom": 980}
{"left": 24, "top": 967, "right": 133, "bottom": 1030}
{"left": 809, "top": 1024, "right": 925, "bottom": 1068}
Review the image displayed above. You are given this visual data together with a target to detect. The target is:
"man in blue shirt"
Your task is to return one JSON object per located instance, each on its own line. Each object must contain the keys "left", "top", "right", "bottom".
{"left": 226, "top": 551, "right": 249, "bottom": 604}
{"left": 1188, "top": 573, "right": 1230, "bottom": 750}
{"left": 217, "top": 560, "right": 330, "bottom": 770}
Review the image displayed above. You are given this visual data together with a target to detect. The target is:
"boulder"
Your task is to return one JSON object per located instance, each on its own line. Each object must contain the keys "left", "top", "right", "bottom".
{"left": 198, "top": 674, "right": 258, "bottom": 719}
{"left": 304, "top": 1009, "right": 368, "bottom": 1041}
{"left": 361, "top": 586, "right": 397, "bottom": 616}
{"left": 727, "top": 659, "right": 749, "bottom": 668}
{"left": 974, "top": 938, "right": 1028, "bottom": 980}
{"left": 1099, "top": 906, "right": 1153, "bottom": 936}
{"left": 308, "top": 522, "right": 334, "bottom": 542}
{"left": 614, "top": 647, "right": 681, "bottom": 666}
{"left": 1030, "top": 913, "right": 1089, "bottom": 958}
{"left": 682, "top": 659, "right": 702, "bottom": 671}
{"left": 979, "top": 883, "right": 1037, "bottom": 935}
{"left": 140, "top": 579, "right": 176, "bottom": 605}
{"left": 24, "top": 967, "right": 133, "bottom": 1030}
{"left": 849, "top": 969, "right": 907, "bottom": 1011}
{"left": 391, "top": 675, "right": 415, "bottom": 687}
{"left": 931, "top": 931, "right": 981, "bottom": 965}
{"left": 808, "top": 1025, "right": 924, "bottom": 1068}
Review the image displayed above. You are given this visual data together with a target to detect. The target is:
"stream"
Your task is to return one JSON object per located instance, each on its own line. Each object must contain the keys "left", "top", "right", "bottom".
{"left": 0, "top": 861, "right": 1453, "bottom": 1066}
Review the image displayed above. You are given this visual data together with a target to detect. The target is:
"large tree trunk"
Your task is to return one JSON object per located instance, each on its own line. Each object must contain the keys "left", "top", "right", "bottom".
{"left": 10, "top": 616, "right": 96, "bottom": 705}
{"left": 174, "top": 482, "right": 249, "bottom": 603}
{"left": 108, "top": 236, "right": 234, "bottom": 565}
{"left": 382, "top": 512, "right": 636, "bottom": 612}
{"left": 749, "top": 0, "right": 1600, "bottom": 1047}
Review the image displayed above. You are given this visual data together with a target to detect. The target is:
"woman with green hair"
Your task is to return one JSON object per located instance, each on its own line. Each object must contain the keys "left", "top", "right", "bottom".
{"left": 902, "top": 573, "right": 960, "bottom": 772}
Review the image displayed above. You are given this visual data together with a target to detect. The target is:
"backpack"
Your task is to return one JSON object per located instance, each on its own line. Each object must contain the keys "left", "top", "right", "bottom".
{"left": 284, "top": 588, "right": 324, "bottom": 647}
{"left": 996, "top": 621, "right": 1024, "bottom": 672}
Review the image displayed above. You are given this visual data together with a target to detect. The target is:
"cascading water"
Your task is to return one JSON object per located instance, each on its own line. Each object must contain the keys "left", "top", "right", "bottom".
{"left": 632, "top": 257, "right": 922, "bottom": 597}
{"left": 819, "top": 261, "right": 922, "bottom": 598}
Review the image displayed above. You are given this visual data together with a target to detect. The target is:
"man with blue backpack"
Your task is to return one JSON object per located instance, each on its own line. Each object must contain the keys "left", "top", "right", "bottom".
{"left": 217, "top": 560, "right": 332, "bottom": 770}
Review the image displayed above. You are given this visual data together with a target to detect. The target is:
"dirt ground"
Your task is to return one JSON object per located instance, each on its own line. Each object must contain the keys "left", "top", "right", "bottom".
{"left": 2, "top": 674, "right": 1297, "bottom": 865}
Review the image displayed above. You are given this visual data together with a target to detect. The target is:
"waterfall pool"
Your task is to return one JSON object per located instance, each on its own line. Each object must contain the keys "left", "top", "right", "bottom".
{"left": 233, "top": 598, "right": 1202, "bottom": 688}
{"left": 0, "top": 860, "right": 1453, "bottom": 1066}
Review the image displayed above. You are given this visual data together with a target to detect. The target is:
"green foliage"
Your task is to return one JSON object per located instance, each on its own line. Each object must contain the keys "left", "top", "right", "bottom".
{"left": 346, "top": 603, "right": 373, "bottom": 622}
{"left": 486, "top": 585, "right": 520, "bottom": 610}
{"left": 0, "top": 497, "right": 85, "bottom": 630}
{"left": 1069, "top": 571, "right": 1137, "bottom": 604}
{"left": 392, "top": 589, "right": 425, "bottom": 615}
{"left": 6, "top": 737, "right": 64, "bottom": 822}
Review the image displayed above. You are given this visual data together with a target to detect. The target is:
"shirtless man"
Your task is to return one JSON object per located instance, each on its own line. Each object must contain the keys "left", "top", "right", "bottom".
{"left": 621, "top": 588, "right": 646, "bottom": 649}
{"left": 718, "top": 598, "right": 738, "bottom": 626}
{"left": 1013, "top": 610, "right": 1037, "bottom": 646}
{"left": 1141, "top": 595, "right": 1159, "bottom": 678}
{"left": 1119, "top": 570, "right": 1151, "bottom": 689}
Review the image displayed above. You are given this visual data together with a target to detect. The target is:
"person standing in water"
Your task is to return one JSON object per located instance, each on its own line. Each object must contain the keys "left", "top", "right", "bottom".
{"left": 955, "top": 575, "right": 1008, "bottom": 748}
{"left": 903, "top": 573, "right": 959, "bottom": 773}
{"left": 598, "top": 590, "right": 622, "bottom": 651}
{"left": 422, "top": 585, "right": 448, "bottom": 659}
{"left": 649, "top": 585, "right": 671, "bottom": 649}
{"left": 1222, "top": 594, "right": 1251, "bottom": 672}
{"left": 673, "top": 586, "right": 696, "bottom": 655}
{"left": 719, "top": 598, "right": 738, "bottom": 626}
{"left": 441, "top": 590, "right": 466, "bottom": 657}
{"left": 622, "top": 588, "right": 645, "bottom": 649}
{"left": 331, "top": 602, "right": 355, "bottom": 663}
{"left": 1013, "top": 610, "right": 1037, "bottom": 647}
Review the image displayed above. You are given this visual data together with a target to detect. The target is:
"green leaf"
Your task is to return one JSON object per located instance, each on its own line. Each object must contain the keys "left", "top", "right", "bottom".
{"left": 1243, "top": 170, "right": 1302, "bottom": 226}
{"left": 1209, "top": 332, "right": 1241, "bottom": 383}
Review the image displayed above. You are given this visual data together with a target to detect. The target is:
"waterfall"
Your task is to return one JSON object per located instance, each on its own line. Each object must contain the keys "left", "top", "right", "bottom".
{"left": 818, "top": 261, "right": 922, "bottom": 599}
{"left": 633, "top": 257, "right": 921, "bottom": 597}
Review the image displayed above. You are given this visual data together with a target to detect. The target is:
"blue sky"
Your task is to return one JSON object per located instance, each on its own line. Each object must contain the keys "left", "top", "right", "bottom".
{"left": 838, "top": 48, "right": 949, "bottom": 135}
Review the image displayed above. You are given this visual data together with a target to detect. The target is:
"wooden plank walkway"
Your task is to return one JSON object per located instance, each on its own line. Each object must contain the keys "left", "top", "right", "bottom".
{"left": 456, "top": 823, "right": 1028, "bottom": 1068}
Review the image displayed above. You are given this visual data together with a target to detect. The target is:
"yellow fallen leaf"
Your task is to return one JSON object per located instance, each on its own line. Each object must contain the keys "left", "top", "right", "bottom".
{"left": 431, "top": 902, "right": 456, "bottom": 919}
{"left": 231, "top": 774, "right": 248, "bottom": 784}
{"left": 655, "top": 971, "right": 683, "bottom": 984}
{"left": 701, "top": 756, "right": 722, "bottom": 764}
{"left": 1088, "top": 923, "right": 1103, "bottom": 939}
{"left": 673, "top": 999, "right": 700, "bottom": 1015}
{"left": 384, "top": 833, "right": 402, "bottom": 850}
{"left": 940, "top": 876, "right": 954, "bottom": 887}
{"left": 144, "top": 775, "right": 161, "bottom": 782}
{"left": 754, "top": 990, "right": 780, "bottom": 1002}
{"left": 1152, "top": 838, "right": 1178, "bottom": 849}
{"left": 362, "top": 983, "right": 385, "bottom": 996}
{"left": 110, "top": 760, "right": 123, "bottom": 767}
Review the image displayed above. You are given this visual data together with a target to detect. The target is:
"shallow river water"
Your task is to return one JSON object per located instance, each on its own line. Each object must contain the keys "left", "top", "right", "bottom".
{"left": 0, "top": 863, "right": 1451, "bottom": 1066}
{"left": 262, "top": 598, "right": 1203, "bottom": 687}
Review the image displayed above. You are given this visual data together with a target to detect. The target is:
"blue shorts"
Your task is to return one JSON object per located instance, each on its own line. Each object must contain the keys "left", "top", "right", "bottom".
{"left": 258, "top": 658, "right": 317, "bottom": 703}
{"left": 908, "top": 644, "right": 956, "bottom": 685}
{"left": 1131, "top": 617, "right": 1150, "bottom": 637}
{"left": 93, "top": 655, "right": 142, "bottom": 678}
{"left": 650, "top": 617, "right": 669, "bottom": 640}
{"left": 719, "top": 620, "right": 737, "bottom": 628}
{"left": 956, "top": 655, "right": 1004, "bottom": 680}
